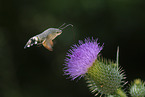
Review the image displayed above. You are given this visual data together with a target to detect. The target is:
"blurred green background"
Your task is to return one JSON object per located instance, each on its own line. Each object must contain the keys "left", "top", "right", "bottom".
{"left": 0, "top": 0, "right": 145, "bottom": 97}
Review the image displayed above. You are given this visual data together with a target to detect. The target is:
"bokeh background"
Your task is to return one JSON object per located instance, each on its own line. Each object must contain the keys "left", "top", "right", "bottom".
{"left": 0, "top": 0, "right": 145, "bottom": 97}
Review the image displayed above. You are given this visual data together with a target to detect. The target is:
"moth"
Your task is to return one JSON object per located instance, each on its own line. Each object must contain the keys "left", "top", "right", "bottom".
{"left": 24, "top": 23, "right": 73, "bottom": 51}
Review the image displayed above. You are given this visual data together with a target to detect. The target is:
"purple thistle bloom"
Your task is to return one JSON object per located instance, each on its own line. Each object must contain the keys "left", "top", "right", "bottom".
{"left": 63, "top": 37, "right": 103, "bottom": 80}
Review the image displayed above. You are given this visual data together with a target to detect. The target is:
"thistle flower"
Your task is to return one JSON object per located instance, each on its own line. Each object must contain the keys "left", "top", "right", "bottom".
{"left": 63, "top": 37, "right": 103, "bottom": 80}
{"left": 63, "top": 38, "right": 126, "bottom": 96}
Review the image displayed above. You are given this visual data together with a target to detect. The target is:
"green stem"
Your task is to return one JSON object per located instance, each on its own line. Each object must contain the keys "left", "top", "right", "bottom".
{"left": 116, "top": 88, "right": 127, "bottom": 97}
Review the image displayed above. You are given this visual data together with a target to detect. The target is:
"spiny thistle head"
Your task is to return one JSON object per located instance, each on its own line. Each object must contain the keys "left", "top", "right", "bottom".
{"left": 63, "top": 37, "right": 103, "bottom": 80}
{"left": 63, "top": 38, "right": 126, "bottom": 96}
{"left": 130, "top": 79, "right": 145, "bottom": 97}
{"left": 85, "top": 58, "right": 126, "bottom": 96}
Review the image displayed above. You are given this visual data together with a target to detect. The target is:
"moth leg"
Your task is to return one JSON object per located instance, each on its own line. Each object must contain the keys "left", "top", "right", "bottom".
{"left": 36, "top": 43, "right": 42, "bottom": 47}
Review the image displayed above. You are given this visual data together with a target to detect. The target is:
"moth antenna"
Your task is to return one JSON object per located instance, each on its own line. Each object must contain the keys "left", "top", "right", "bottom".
{"left": 60, "top": 24, "right": 73, "bottom": 30}
{"left": 59, "top": 23, "right": 66, "bottom": 29}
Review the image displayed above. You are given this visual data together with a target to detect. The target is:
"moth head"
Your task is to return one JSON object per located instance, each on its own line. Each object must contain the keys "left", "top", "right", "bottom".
{"left": 55, "top": 29, "right": 62, "bottom": 35}
{"left": 47, "top": 28, "right": 62, "bottom": 40}
{"left": 24, "top": 36, "right": 39, "bottom": 49}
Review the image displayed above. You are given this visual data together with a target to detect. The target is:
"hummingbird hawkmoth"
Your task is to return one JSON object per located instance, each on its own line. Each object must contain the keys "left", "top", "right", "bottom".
{"left": 24, "top": 23, "right": 73, "bottom": 51}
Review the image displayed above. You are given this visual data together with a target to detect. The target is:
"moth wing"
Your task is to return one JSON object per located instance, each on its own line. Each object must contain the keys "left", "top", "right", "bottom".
{"left": 42, "top": 39, "right": 53, "bottom": 51}
{"left": 49, "top": 39, "right": 53, "bottom": 47}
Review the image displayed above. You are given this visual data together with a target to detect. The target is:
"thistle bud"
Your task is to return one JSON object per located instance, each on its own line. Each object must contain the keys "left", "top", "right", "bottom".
{"left": 130, "top": 79, "right": 145, "bottom": 97}
{"left": 86, "top": 58, "right": 126, "bottom": 96}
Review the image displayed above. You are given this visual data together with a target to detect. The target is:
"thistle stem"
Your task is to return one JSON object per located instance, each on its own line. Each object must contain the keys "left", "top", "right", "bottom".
{"left": 116, "top": 88, "right": 127, "bottom": 97}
